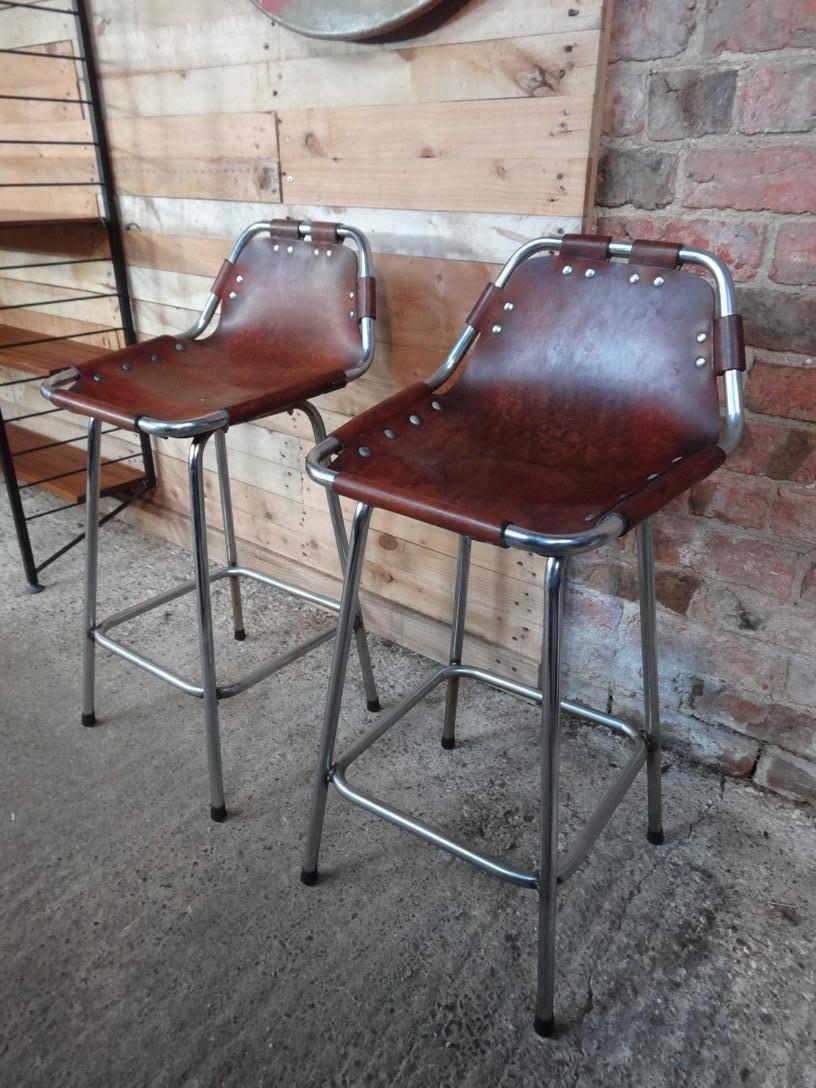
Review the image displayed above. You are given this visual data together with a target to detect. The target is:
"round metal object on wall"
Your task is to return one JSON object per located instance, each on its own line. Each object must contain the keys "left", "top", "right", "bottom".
{"left": 250, "top": 0, "right": 446, "bottom": 40}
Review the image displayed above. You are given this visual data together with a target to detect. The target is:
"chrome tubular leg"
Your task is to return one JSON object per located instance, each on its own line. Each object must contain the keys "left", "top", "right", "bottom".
{"left": 535, "top": 555, "right": 567, "bottom": 1039}
{"left": 189, "top": 433, "right": 227, "bottom": 822}
{"left": 301, "top": 502, "right": 374, "bottom": 884}
{"left": 214, "top": 429, "right": 246, "bottom": 641}
{"left": 301, "top": 401, "right": 380, "bottom": 713}
{"left": 442, "top": 535, "right": 471, "bottom": 749}
{"left": 637, "top": 519, "right": 664, "bottom": 846}
{"left": 81, "top": 418, "right": 102, "bottom": 727}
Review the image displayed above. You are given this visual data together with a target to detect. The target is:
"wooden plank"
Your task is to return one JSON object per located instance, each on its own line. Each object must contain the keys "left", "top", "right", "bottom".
{"left": 0, "top": 186, "right": 99, "bottom": 218}
{"left": 0, "top": 217, "right": 108, "bottom": 259}
{"left": 99, "top": 31, "right": 600, "bottom": 116}
{"left": 281, "top": 154, "right": 587, "bottom": 215}
{"left": 0, "top": 7, "right": 75, "bottom": 49}
{"left": 0, "top": 321, "right": 110, "bottom": 377}
{"left": 89, "top": 0, "right": 603, "bottom": 73}
{"left": 107, "top": 114, "right": 281, "bottom": 202}
{"left": 117, "top": 194, "right": 579, "bottom": 264}
{"left": 3, "top": 422, "right": 145, "bottom": 503}
{"left": 279, "top": 97, "right": 591, "bottom": 162}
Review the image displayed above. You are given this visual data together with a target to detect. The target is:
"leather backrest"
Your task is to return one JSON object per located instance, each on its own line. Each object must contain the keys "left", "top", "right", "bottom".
{"left": 452, "top": 250, "right": 720, "bottom": 471}
{"left": 208, "top": 228, "right": 364, "bottom": 374}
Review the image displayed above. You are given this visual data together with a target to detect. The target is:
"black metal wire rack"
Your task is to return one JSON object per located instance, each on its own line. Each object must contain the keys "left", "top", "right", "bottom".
{"left": 0, "top": 0, "right": 156, "bottom": 592}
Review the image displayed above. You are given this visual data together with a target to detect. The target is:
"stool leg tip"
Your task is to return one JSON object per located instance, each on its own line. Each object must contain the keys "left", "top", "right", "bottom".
{"left": 210, "top": 804, "right": 227, "bottom": 823}
{"left": 534, "top": 1016, "right": 556, "bottom": 1039}
{"left": 234, "top": 628, "right": 246, "bottom": 642}
{"left": 26, "top": 582, "right": 44, "bottom": 595}
{"left": 366, "top": 698, "right": 381, "bottom": 714}
{"left": 300, "top": 868, "right": 319, "bottom": 886}
{"left": 441, "top": 736, "right": 456, "bottom": 750}
{"left": 81, "top": 712, "right": 96, "bottom": 727}
{"left": 647, "top": 827, "right": 665, "bottom": 846}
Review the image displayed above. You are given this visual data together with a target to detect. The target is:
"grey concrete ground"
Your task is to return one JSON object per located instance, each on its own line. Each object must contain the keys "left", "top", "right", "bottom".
{"left": 1, "top": 494, "right": 815, "bottom": 1088}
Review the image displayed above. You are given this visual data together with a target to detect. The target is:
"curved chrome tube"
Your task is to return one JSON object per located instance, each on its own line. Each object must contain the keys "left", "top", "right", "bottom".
{"left": 502, "top": 514, "right": 626, "bottom": 557}
{"left": 41, "top": 366, "right": 80, "bottom": 401}
{"left": 305, "top": 434, "right": 342, "bottom": 488}
{"left": 337, "top": 224, "right": 375, "bottom": 380}
{"left": 137, "top": 409, "right": 230, "bottom": 440}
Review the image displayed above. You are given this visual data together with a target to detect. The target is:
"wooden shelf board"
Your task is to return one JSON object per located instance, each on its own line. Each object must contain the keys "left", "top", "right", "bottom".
{"left": 0, "top": 322, "right": 109, "bottom": 377}
{"left": 2, "top": 422, "right": 145, "bottom": 503}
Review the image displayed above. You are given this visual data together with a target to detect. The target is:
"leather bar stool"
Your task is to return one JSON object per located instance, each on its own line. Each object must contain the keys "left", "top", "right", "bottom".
{"left": 42, "top": 218, "right": 381, "bottom": 822}
{"left": 299, "top": 234, "right": 746, "bottom": 1034}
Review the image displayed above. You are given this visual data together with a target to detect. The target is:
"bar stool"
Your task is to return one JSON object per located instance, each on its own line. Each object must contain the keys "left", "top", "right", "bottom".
{"left": 42, "top": 218, "right": 381, "bottom": 822}
{"left": 300, "top": 234, "right": 746, "bottom": 1034}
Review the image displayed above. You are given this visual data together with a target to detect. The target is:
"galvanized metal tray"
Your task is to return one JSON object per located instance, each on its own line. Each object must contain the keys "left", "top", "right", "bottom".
{"left": 250, "top": 0, "right": 446, "bottom": 40}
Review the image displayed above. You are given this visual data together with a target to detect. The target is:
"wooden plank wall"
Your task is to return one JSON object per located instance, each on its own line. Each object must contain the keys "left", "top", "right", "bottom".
{"left": 5, "top": 0, "right": 615, "bottom": 697}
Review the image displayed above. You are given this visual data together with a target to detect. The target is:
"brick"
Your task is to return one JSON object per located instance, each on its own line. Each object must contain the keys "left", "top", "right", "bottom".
{"left": 738, "top": 285, "right": 816, "bottom": 356}
{"left": 754, "top": 746, "right": 816, "bottom": 807}
{"left": 771, "top": 485, "right": 816, "bottom": 543}
{"left": 739, "top": 63, "right": 816, "bottom": 134}
{"left": 597, "top": 146, "right": 678, "bottom": 210}
{"left": 704, "top": 0, "right": 816, "bottom": 55}
{"left": 660, "top": 705, "right": 761, "bottom": 777}
{"left": 684, "top": 145, "right": 816, "bottom": 214}
{"left": 746, "top": 360, "right": 816, "bottom": 424}
{"left": 595, "top": 214, "right": 764, "bottom": 282}
{"left": 772, "top": 221, "right": 816, "bottom": 286}
{"left": 610, "top": 0, "right": 697, "bottom": 61}
{"left": 602, "top": 66, "right": 646, "bottom": 137}
{"left": 729, "top": 419, "right": 816, "bottom": 484}
{"left": 786, "top": 655, "right": 814, "bottom": 707}
{"left": 688, "top": 472, "right": 772, "bottom": 529}
{"left": 654, "top": 568, "right": 702, "bottom": 614}
{"left": 749, "top": 705, "right": 816, "bottom": 762}
{"left": 652, "top": 513, "right": 801, "bottom": 599}
{"left": 690, "top": 581, "right": 816, "bottom": 655}
{"left": 648, "top": 68, "right": 737, "bottom": 140}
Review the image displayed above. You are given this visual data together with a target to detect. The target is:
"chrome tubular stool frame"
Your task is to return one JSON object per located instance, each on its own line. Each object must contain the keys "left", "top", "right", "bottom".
{"left": 43, "top": 220, "right": 380, "bottom": 821}
{"left": 300, "top": 235, "right": 746, "bottom": 1033}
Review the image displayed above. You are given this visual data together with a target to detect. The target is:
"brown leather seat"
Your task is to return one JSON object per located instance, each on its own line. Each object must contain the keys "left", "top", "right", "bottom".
{"left": 48, "top": 223, "right": 369, "bottom": 430}
{"left": 328, "top": 238, "right": 743, "bottom": 546}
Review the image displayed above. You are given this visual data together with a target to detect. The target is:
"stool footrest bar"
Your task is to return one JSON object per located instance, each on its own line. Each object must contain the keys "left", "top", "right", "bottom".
{"left": 331, "top": 660, "right": 648, "bottom": 888}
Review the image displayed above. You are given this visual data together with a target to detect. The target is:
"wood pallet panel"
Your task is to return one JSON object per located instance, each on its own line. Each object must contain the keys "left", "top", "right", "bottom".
{"left": 0, "top": 322, "right": 110, "bottom": 377}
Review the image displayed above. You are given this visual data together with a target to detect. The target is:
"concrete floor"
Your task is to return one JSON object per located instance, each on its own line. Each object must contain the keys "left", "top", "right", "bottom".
{"left": 2, "top": 495, "right": 815, "bottom": 1088}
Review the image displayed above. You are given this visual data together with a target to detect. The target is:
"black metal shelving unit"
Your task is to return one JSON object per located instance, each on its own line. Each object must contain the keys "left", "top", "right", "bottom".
{"left": 0, "top": 0, "right": 156, "bottom": 592}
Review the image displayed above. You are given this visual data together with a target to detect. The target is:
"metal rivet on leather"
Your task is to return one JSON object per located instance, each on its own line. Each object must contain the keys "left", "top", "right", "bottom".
{"left": 149, "top": 353, "right": 160, "bottom": 363}
{"left": 121, "top": 362, "right": 132, "bottom": 371}
{"left": 349, "top": 291, "right": 354, "bottom": 299}
{"left": 695, "top": 356, "right": 707, "bottom": 368}
{"left": 431, "top": 400, "right": 442, "bottom": 411}
{"left": 504, "top": 301, "right": 514, "bottom": 312}
{"left": 384, "top": 428, "right": 396, "bottom": 439}
{"left": 585, "top": 268, "right": 596, "bottom": 278}
{"left": 175, "top": 342, "right": 185, "bottom": 351}
{"left": 584, "top": 512, "right": 597, "bottom": 522}
{"left": 273, "top": 244, "right": 280, "bottom": 252}
{"left": 236, "top": 275, "right": 244, "bottom": 283}
{"left": 653, "top": 276, "right": 665, "bottom": 287}
{"left": 491, "top": 323, "right": 502, "bottom": 334}
{"left": 313, "top": 248, "right": 320, "bottom": 256}
{"left": 287, "top": 245, "right": 294, "bottom": 254}
{"left": 228, "top": 291, "right": 237, "bottom": 299}
{"left": 562, "top": 265, "right": 573, "bottom": 275}
{"left": 348, "top": 309, "right": 355, "bottom": 318}
{"left": 92, "top": 373, "right": 103, "bottom": 382}
{"left": 326, "top": 249, "right": 333, "bottom": 257}
{"left": 409, "top": 414, "right": 421, "bottom": 426}
{"left": 629, "top": 273, "right": 640, "bottom": 284}
{"left": 358, "top": 446, "right": 372, "bottom": 458}
{"left": 672, "top": 455, "right": 684, "bottom": 462}
{"left": 647, "top": 471, "right": 660, "bottom": 481}
{"left": 697, "top": 331, "right": 707, "bottom": 342}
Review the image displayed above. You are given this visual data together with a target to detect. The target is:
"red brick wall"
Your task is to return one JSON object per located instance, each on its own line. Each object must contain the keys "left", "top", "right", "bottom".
{"left": 589, "top": 0, "right": 816, "bottom": 804}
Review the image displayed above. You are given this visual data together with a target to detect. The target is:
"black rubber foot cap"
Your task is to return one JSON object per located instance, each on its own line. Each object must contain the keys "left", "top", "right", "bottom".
{"left": 210, "top": 804, "right": 227, "bottom": 823}
{"left": 441, "top": 736, "right": 456, "bottom": 750}
{"left": 234, "top": 628, "right": 246, "bottom": 642}
{"left": 534, "top": 1016, "right": 556, "bottom": 1038}
{"left": 367, "top": 698, "right": 381, "bottom": 713}
{"left": 26, "top": 583, "right": 44, "bottom": 595}
{"left": 300, "top": 868, "right": 318, "bottom": 886}
{"left": 648, "top": 827, "right": 665, "bottom": 846}
{"left": 81, "top": 711, "right": 96, "bottom": 727}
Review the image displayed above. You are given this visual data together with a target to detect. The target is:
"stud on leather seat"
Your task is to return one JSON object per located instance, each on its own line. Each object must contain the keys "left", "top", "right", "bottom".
{"left": 42, "top": 218, "right": 381, "bottom": 822}
{"left": 299, "top": 233, "right": 746, "bottom": 1035}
